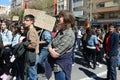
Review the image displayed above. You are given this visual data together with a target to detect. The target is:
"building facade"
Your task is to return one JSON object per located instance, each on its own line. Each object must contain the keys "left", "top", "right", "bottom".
{"left": 56, "top": 0, "right": 87, "bottom": 18}
{"left": 57, "top": 0, "right": 69, "bottom": 14}
{"left": 56, "top": 0, "right": 87, "bottom": 26}
{"left": 71, "top": 0, "right": 87, "bottom": 18}
{"left": 0, "top": 5, "right": 10, "bottom": 18}
{"left": 92, "top": 0, "right": 120, "bottom": 25}
{"left": 11, "top": 0, "right": 34, "bottom": 13}
{"left": 11, "top": 0, "right": 24, "bottom": 13}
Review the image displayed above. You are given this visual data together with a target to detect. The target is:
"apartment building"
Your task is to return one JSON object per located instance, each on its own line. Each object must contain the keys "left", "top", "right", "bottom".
{"left": 71, "top": 0, "right": 87, "bottom": 18}
{"left": 56, "top": 0, "right": 87, "bottom": 18}
{"left": 57, "top": 0, "right": 69, "bottom": 14}
{"left": 11, "top": 0, "right": 24, "bottom": 13}
{"left": 0, "top": 5, "right": 10, "bottom": 15}
{"left": 11, "top": 0, "right": 34, "bottom": 13}
{"left": 92, "top": 0, "right": 120, "bottom": 25}
{"left": 0, "top": 5, "right": 10, "bottom": 19}
{"left": 72, "top": 0, "right": 88, "bottom": 26}
{"left": 56, "top": 0, "right": 87, "bottom": 26}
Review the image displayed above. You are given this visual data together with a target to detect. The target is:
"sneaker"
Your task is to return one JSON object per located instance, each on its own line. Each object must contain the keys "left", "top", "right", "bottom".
{"left": 98, "top": 64, "right": 103, "bottom": 68}
{"left": 72, "top": 64, "right": 75, "bottom": 66}
{"left": 13, "top": 76, "right": 17, "bottom": 80}
{"left": 90, "top": 62, "right": 92, "bottom": 68}
{"left": 96, "top": 62, "right": 99, "bottom": 65}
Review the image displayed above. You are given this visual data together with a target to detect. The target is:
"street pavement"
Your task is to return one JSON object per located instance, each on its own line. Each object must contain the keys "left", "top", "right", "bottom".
{"left": 72, "top": 51, "right": 120, "bottom": 80}
{"left": 43, "top": 51, "right": 120, "bottom": 80}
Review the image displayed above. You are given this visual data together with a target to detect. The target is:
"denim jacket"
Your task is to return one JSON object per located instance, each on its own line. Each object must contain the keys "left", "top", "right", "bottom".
{"left": 11, "top": 34, "right": 21, "bottom": 47}
{"left": 87, "top": 35, "right": 98, "bottom": 47}
{"left": 40, "top": 30, "right": 52, "bottom": 49}
{"left": 1, "top": 29, "right": 12, "bottom": 46}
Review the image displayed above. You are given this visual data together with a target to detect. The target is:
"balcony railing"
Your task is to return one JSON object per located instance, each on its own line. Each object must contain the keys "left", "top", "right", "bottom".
{"left": 93, "top": 0, "right": 112, "bottom": 3}
{"left": 93, "top": 6, "right": 120, "bottom": 13}
{"left": 97, "top": 19, "right": 120, "bottom": 23}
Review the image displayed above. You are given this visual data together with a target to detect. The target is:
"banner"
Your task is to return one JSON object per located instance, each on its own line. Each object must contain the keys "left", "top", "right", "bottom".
{"left": 24, "top": 9, "right": 56, "bottom": 31}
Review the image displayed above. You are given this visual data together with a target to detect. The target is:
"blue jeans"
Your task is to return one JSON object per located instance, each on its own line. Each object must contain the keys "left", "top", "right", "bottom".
{"left": 54, "top": 71, "right": 66, "bottom": 80}
{"left": 36, "top": 49, "right": 48, "bottom": 68}
{"left": 71, "top": 52, "right": 75, "bottom": 64}
{"left": 71, "top": 44, "right": 76, "bottom": 64}
{"left": 106, "top": 57, "right": 118, "bottom": 80}
{"left": 28, "top": 65, "right": 38, "bottom": 80}
{"left": 118, "top": 52, "right": 120, "bottom": 67}
{"left": 77, "top": 38, "right": 81, "bottom": 51}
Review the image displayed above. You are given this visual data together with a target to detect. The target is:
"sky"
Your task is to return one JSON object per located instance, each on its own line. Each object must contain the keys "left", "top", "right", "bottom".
{"left": 0, "top": 0, "right": 11, "bottom": 6}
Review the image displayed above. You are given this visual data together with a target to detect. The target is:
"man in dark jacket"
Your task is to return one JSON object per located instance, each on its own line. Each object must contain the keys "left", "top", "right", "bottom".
{"left": 103, "top": 24, "right": 119, "bottom": 80}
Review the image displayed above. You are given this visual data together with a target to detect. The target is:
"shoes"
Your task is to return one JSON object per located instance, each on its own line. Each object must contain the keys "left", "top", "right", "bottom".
{"left": 0, "top": 73, "right": 11, "bottom": 80}
{"left": 90, "top": 62, "right": 92, "bottom": 67}
{"left": 72, "top": 64, "right": 75, "bottom": 66}
{"left": 13, "top": 76, "right": 17, "bottom": 80}
{"left": 97, "top": 62, "right": 103, "bottom": 68}
{"left": 98, "top": 64, "right": 103, "bottom": 68}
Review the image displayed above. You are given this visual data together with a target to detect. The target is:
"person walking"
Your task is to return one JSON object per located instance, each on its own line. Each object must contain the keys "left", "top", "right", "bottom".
{"left": 76, "top": 26, "right": 83, "bottom": 51}
{"left": 45, "top": 10, "right": 75, "bottom": 80}
{"left": 86, "top": 28, "right": 98, "bottom": 69}
{"left": 103, "top": 24, "right": 119, "bottom": 80}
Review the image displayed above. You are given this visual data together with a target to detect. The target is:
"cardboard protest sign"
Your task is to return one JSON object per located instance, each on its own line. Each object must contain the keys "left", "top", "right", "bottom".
{"left": 24, "top": 9, "right": 56, "bottom": 31}
{"left": 12, "top": 16, "right": 19, "bottom": 21}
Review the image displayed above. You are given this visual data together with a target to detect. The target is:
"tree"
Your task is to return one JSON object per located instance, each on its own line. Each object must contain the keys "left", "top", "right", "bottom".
{"left": 28, "top": 0, "right": 54, "bottom": 14}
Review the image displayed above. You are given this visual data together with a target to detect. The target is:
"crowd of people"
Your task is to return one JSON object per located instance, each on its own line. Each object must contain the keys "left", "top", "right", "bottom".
{"left": 0, "top": 10, "right": 119, "bottom": 80}
{"left": 73, "top": 24, "right": 120, "bottom": 80}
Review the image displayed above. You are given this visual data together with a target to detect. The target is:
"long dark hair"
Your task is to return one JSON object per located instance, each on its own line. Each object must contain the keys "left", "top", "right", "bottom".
{"left": 12, "top": 23, "right": 21, "bottom": 35}
{"left": 86, "top": 28, "right": 96, "bottom": 41}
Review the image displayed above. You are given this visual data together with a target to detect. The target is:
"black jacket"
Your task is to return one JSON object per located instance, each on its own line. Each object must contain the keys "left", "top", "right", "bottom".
{"left": 12, "top": 41, "right": 29, "bottom": 58}
{"left": 103, "top": 32, "right": 119, "bottom": 57}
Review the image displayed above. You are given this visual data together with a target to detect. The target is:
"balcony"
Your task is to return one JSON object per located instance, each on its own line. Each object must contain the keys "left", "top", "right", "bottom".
{"left": 97, "top": 19, "right": 120, "bottom": 23}
{"left": 93, "top": 6, "right": 120, "bottom": 13}
{"left": 93, "top": 0, "right": 112, "bottom": 3}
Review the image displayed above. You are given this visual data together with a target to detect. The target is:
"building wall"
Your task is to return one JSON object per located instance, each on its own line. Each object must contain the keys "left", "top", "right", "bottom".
{"left": 0, "top": 5, "right": 10, "bottom": 15}
{"left": 92, "top": 0, "right": 120, "bottom": 24}
{"left": 11, "top": 0, "right": 24, "bottom": 13}
{"left": 57, "top": 0, "right": 68, "bottom": 14}
{"left": 93, "top": 0, "right": 112, "bottom": 3}
{"left": 72, "top": 0, "right": 85, "bottom": 17}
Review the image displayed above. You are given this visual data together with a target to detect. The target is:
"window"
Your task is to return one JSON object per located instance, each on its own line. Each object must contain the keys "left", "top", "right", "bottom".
{"left": 96, "top": 2, "right": 105, "bottom": 8}
{"left": 61, "top": 5, "right": 64, "bottom": 10}
{"left": 58, "top": 5, "right": 60, "bottom": 10}
{"left": 73, "top": 6, "right": 82, "bottom": 11}
{"left": 98, "top": 14, "right": 104, "bottom": 19}
{"left": 59, "top": 0, "right": 63, "bottom": 2}
{"left": 109, "top": 13, "right": 118, "bottom": 18}
{"left": 73, "top": 0, "right": 82, "bottom": 3}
